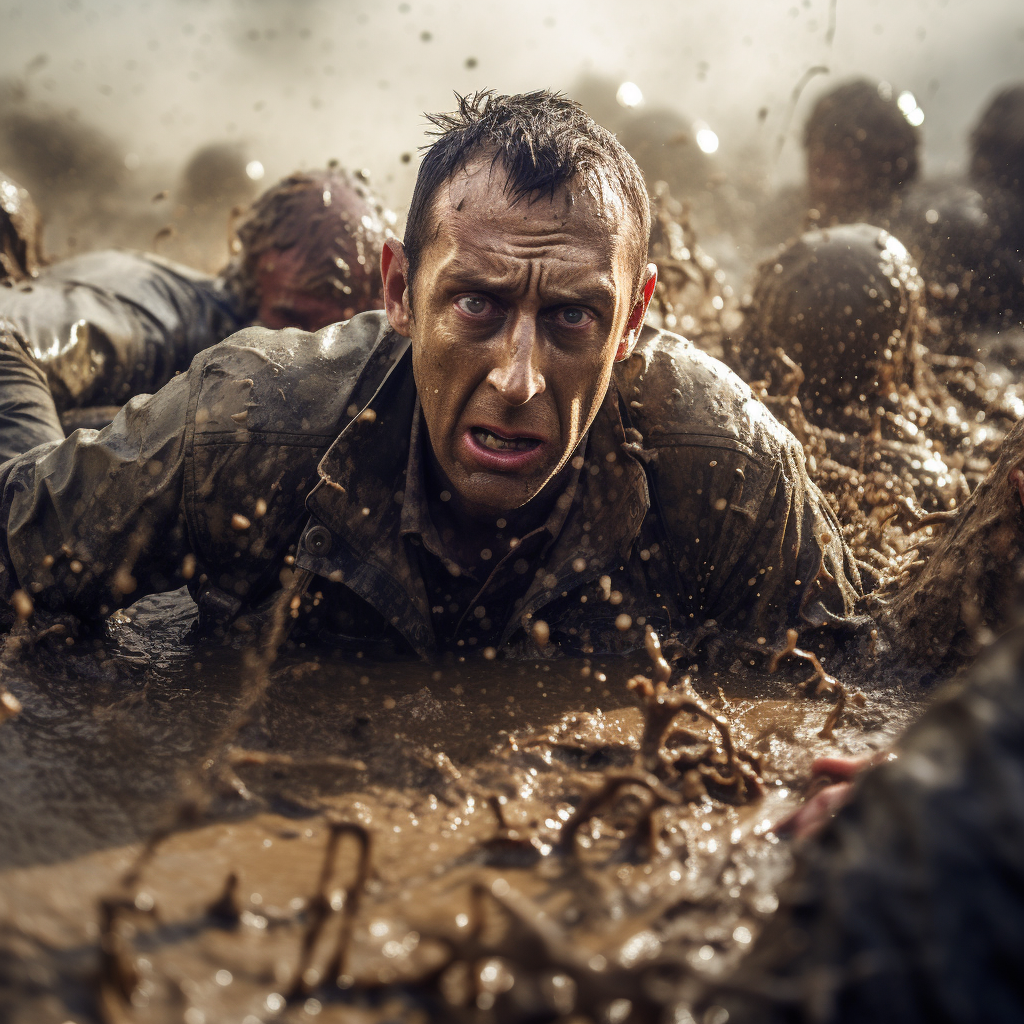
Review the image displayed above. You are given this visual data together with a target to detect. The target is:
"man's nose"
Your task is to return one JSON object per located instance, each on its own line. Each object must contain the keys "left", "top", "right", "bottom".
{"left": 486, "top": 315, "right": 545, "bottom": 406}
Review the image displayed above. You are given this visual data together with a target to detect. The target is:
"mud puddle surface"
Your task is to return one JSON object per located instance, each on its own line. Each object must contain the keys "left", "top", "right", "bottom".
{"left": 0, "top": 601, "right": 928, "bottom": 1024}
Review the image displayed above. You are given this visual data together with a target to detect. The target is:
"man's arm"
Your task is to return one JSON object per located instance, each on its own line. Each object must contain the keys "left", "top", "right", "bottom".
{"left": 0, "top": 370, "right": 194, "bottom": 622}
{"left": 622, "top": 329, "right": 863, "bottom": 643}
{"left": 650, "top": 431, "right": 862, "bottom": 640}
{"left": 0, "top": 250, "right": 242, "bottom": 409}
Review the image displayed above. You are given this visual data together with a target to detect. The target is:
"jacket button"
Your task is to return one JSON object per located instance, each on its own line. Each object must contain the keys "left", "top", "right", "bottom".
{"left": 304, "top": 524, "right": 333, "bottom": 556}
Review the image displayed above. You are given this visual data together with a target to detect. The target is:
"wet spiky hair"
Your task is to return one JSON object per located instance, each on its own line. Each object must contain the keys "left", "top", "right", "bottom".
{"left": 402, "top": 89, "right": 651, "bottom": 303}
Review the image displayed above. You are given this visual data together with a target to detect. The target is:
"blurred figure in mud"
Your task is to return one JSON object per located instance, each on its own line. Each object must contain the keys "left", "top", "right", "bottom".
{"left": 726, "top": 224, "right": 1016, "bottom": 584}
{"left": 179, "top": 143, "right": 258, "bottom": 217}
{"left": 971, "top": 82, "right": 1024, "bottom": 199}
{"left": 0, "top": 170, "right": 43, "bottom": 282}
{"left": 221, "top": 167, "right": 388, "bottom": 330}
{"left": 0, "top": 82, "right": 127, "bottom": 246}
{"left": 886, "top": 84, "right": 1024, "bottom": 349}
{"left": 969, "top": 83, "right": 1024, "bottom": 330}
{"left": 753, "top": 79, "right": 921, "bottom": 260}
{"left": 0, "top": 166, "right": 391, "bottom": 460}
{"left": 168, "top": 142, "right": 260, "bottom": 272}
{"left": 617, "top": 108, "right": 716, "bottom": 208}
{"left": 804, "top": 78, "right": 920, "bottom": 228}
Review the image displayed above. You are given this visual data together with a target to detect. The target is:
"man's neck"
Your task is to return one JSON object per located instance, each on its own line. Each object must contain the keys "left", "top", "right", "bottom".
{"left": 424, "top": 445, "right": 570, "bottom": 577}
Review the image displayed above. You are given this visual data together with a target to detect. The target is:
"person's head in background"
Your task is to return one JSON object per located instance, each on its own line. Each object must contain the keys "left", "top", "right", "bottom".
{"left": 970, "top": 83, "right": 1024, "bottom": 198}
{"left": 741, "top": 223, "right": 923, "bottom": 432}
{"left": 804, "top": 79, "right": 921, "bottom": 226}
{"left": 222, "top": 166, "right": 394, "bottom": 331}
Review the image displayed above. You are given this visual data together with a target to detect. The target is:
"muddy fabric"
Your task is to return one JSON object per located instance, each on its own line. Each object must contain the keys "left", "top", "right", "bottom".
{"left": 713, "top": 626, "right": 1024, "bottom": 1024}
{"left": 0, "top": 248, "right": 244, "bottom": 415}
{"left": 0, "top": 310, "right": 861, "bottom": 655}
{"left": 0, "top": 322, "right": 65, "bottom": 462}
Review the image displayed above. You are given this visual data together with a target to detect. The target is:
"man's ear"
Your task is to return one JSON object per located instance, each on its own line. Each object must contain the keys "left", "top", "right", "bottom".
{"left": 381, "top": 238, "right": 413, "bottom": 336}
{"left": 615, "top": 264, "right": 658, "bottom": 361}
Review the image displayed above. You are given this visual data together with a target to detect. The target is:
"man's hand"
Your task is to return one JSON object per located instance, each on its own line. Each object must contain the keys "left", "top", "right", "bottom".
{"left": 773, "top": 753, "right": 894, "bottom": 840}
{"left": 1010, "top": 467, "right": 1024, "bottom": 510}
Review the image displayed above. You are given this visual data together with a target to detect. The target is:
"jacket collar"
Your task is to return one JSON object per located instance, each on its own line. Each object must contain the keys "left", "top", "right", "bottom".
{"left": 301, "top": 336, "right": 650, "bottom": 652}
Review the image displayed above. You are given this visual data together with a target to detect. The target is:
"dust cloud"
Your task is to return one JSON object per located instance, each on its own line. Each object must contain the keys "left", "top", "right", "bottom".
{"left": 1, "top": 0, "right": 1022, "bottom": 248}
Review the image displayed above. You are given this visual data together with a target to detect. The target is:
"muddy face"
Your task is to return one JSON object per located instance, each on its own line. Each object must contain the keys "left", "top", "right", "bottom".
{"left": 254, "top": 246, "right": 357, "bottom": 331}
{"left": 384, "top": 158, "right": 653, "bottom": 521}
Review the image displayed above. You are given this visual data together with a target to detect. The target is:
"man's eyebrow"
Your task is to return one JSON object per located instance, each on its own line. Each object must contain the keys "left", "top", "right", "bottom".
{"left": 539, "top": 283, "right": 618, "bottom": 310}
{"left": 436, "top": 260, "right": 618, "bottom": 309}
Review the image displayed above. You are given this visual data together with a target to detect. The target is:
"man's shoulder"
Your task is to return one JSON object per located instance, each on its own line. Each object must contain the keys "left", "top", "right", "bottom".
{"left": 189, "top": 310, "right": 398, "bottom": 442}
{"left": 615, "top": 325, "right": 801, "bottom": 464}
{"left": 27, "top": 249, "right": 243, "bottom": 329}
{"left": 41, "top": 249, "right": 212, "bottom": 287}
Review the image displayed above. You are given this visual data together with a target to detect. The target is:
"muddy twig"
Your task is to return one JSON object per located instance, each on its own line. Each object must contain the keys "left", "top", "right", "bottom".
{"left": 767, "top": 628, "right": 849, "bottom": 738}
{"left": 411, "top": 878, "right": 687, "bottom": 1022}
{"left": 288, "top": 821, "right": 372, "bottom": 999}
{"left": 129, "top": 573, "right": 307, "bottom": 879}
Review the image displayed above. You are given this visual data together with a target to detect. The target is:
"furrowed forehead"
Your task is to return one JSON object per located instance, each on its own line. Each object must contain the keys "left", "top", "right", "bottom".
{"left": 422, "top": 155, "right": 644, "bottom": 271}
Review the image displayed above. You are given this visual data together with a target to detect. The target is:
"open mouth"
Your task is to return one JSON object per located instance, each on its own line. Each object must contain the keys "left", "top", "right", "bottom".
{"left": 470, "top": 427, "right": 542, "bottom": 453}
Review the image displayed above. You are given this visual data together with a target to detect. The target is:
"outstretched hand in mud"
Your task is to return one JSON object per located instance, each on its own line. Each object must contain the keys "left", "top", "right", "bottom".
{"left": 773, "top": 753, "right": 894, "bottom": 840}
{"left": 1010, "top": 468, "right": 1024, "bottom": 511}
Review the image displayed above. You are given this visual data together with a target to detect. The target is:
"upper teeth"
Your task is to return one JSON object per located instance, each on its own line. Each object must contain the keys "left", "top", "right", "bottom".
{"left": 475, "top": 429, "right": 536, "bottom": 452}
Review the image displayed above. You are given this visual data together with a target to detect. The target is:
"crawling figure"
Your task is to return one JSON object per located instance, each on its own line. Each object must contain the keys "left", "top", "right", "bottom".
{"left": 0, "top": 166, "right": 392, "bottom": 461}
{"left": 727, "top": 223, "right": 1020, "bottom": 584}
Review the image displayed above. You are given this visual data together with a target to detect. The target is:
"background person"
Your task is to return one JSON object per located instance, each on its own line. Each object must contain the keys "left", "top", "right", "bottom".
{"left": 0, "top": 166, "right": 391, "bottom": 461}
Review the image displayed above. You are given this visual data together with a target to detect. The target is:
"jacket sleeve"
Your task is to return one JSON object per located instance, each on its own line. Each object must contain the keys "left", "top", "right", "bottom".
{"left": 650, "top": 430, "right": 863, "bottom": 640}
{"left": 0, "top": 369, "right": 194, "bottom": 620}
{"left": 622, "top": 329, "right": 863, "bottom": 642}
{"left": 0, "top": 250, "right": 242, "bottom": 407}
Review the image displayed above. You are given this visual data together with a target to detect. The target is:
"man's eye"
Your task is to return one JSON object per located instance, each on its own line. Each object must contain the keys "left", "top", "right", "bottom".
{"left": 558, "top": 307, "right": 591, "bottom": 327}
{"left": 456, "top": 295, "right": 492, "bottom": 316}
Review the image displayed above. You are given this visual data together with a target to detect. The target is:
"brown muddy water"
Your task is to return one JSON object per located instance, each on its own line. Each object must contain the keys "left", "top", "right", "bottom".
{"left": 0, "top": 591, "right": 927, "bottom": 1024}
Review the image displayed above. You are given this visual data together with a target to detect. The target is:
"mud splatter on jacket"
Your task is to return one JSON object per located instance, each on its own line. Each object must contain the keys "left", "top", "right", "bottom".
{"left": 0, "top": 310, "right": 861, "bottom": 656}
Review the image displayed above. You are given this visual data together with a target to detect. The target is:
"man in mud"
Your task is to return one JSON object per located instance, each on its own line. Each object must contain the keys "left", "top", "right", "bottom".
{"left": 0, "top": 165, "right": 390, "bottom": 461}
{"left": 726, "top": 223, "right": 1024, "bottom": 589}
{"left": 0, "top": 90, "right": 860, "bottom": 658}
{"left": 971, "top": 82, "right": 1024, "bottom": 200}
{"left": 752, "top": 78, "right": 919, "bottom": 254}
{"left": 803, "top": 78, "right": 921, "bottom": 228}
{"left": 882, "top": 85, "right": 1024, "bottom": 346}
{"left": 730, "top": 223, "right": 979, "bottom": 509}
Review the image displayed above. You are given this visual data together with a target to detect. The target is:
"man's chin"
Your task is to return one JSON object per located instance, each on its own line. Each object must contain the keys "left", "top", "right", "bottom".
{"left": 456, "top": 471, "right": 552, "bottom": 521}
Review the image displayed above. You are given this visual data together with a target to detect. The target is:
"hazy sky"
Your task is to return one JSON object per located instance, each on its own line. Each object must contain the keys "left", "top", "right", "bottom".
{"left": 2, "top": 0, "right": 1023, "bottom": 208}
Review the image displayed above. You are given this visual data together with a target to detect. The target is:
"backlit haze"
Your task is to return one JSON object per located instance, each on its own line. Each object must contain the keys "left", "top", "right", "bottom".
{"left": 2, "top": 0, "right": 1022, "bottom": 264}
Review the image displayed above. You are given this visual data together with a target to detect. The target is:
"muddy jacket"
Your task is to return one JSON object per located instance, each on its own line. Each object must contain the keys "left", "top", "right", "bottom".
{"left": 0, "top": 310, "right": 861, "bottom": 656}
{"left": 0, "top": 249, "right": 244, "bottom": 409}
